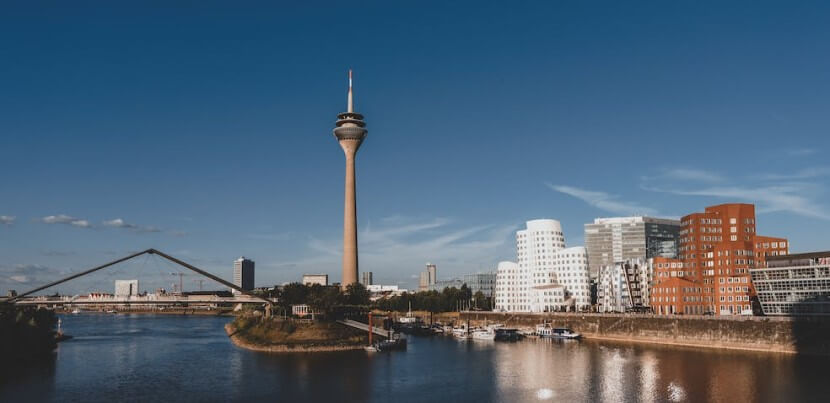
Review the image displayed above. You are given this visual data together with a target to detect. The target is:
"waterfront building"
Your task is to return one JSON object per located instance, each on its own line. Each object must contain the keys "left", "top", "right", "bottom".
{"left": 584, "top": 216, "right": 681, "bottom": 278}
{"left": 302, "top": 274, "right": 329, "bottom": 286}
{"left": 597, "top": 258, "right": 652, "bottom": 313}
{"left": 494, "top": 219, "right": 591, "bottom": 312}
{"left": 361, "top": 271, "right": 373, "bottom": 286}
{"left": 115, "top": 280, "right": 139, "bottom": 297}
{"left": 650, "top": 203, "right": 789, "bottom": 316}
{"left": 494, "top": 261, "right": 520, "bottom": 311}
{"left": 428, "top": 272, "right": 497, "bottom": 297}
{"left": 333, "top": 70, "right": 368, "bottom": 289}
{"left": 233, "top": 257, "right": 255, "bottom": 294}
{"left": 418, "top": 263, "right": 437, "bottom": 291}
{"left": 751, "top": 251, "right": 830, "bottom": 316}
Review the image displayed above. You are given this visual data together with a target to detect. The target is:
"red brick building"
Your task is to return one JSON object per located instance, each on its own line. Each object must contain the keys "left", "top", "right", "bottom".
{"left": 650, "top": 203, "right": 788, "bottom": 316}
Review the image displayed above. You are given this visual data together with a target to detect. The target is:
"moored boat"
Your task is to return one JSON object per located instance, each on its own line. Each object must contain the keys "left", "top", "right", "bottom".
{"left": 536, "top": 324, "right": 581, "bottom": 339}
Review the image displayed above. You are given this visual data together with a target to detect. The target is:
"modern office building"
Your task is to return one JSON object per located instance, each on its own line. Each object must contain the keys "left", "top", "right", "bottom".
{"left": 115, "top": 280, "right": 139, "bottom": 297}
{"left": 597, "top": 258, "right": 653, "bottom": 313}
{"left": 333, "top": 70, "right": 368, "bottom": 289}
{"left": 494, "top": 219, "right": 591, "bottom": 312}
{"left": 302, "top": 274, "right": 329, "bottom": 286}
{"left": 361, "top": 271, "right": 373, "bottom": 287}
{"left": 428, "top": 272, "right": 497, "bottom": 298}
{"left": 585, "top": 216, "right": 681, "bottom": 278}
{"left": 418, "top": 263, "right": 437, "bottom": 291}
{"left": 649, "top": 203, "right": 789, "bottom": 316}
{"left": 751, "top": 251, "right": 830, "bottom": 316}
{"left": 233, "top": 257, "right": 255, "bottom": 294}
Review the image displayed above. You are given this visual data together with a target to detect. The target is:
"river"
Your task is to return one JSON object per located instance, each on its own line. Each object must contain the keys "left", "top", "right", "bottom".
{"left": 1, "top": 314, "right": 827, "bottom": 402}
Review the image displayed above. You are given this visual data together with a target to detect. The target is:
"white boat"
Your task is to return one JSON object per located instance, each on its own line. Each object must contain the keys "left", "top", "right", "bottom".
{"left": 452, "top": 326, "right": 471, "bottom": 339}
{"left": 471, "top": 328, "right": 496, "bottom": 341}
{"left": 71, "top": 308, "right": 81, "bottom": 314}
{"left": 536, "top": 324, "right": 581, "bottom": 339}
{"left": 364, "top": 345, "right": 379, "bottom": 353}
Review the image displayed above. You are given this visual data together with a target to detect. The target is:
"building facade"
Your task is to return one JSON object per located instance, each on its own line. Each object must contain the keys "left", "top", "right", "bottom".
{"left": 428, "top": 272, "right": 497, "bottom": 298}
{"left": 418, "top": 263, "right": 437, "bottom": 291}
{"left": 585, "top": 216, "right": 681, "bottom": 278}
{"left": 361, "top": 271, "right": 373, "bottom": 287}
{"left": 597, "top": 258, "right": 652, "bottom": 313}
{"left": 649, "top": 203, "right": 789, "bottom": 316}
{"left": 494, "top": 219, "right": 591, "bottom": 312}
{"left": 751, "top": 251, "right": 830, "bottom": 316}
{"left": 115, "top": 280, "right": 139, "bottom": 297}
{"left": 302, "top": 274, "right": 328, "bottom": 286}
{"left": 233, "top": 257, "right": 255, "bottom": 294}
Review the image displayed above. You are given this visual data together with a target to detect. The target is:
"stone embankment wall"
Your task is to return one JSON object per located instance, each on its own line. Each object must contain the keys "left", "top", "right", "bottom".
{"left": 460, "top": 312, "right": 830, "bottom": 355}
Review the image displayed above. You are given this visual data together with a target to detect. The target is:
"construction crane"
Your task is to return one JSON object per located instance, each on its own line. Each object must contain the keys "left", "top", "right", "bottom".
{"left": 193, "top": 279, "right": 205, "bottom": 291}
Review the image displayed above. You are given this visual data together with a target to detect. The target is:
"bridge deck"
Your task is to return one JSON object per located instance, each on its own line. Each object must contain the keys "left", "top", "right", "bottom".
{"left": 337, "top": 319, "right": 392, "bottom": 338}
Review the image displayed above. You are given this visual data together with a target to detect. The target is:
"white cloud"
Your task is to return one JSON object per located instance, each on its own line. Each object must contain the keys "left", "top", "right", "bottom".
{"left": 41, "top": 214, "right": 93, "bottom": 228}
{"left": 102, "top": 218, "right": 164, "bottom": 233}
{"left": 0, "top": 215, "right": 15, "bottom": 225}
{"left": 548, "top": 184, "right": 659, "bottom": 216}
{"left": 10, "top": 275, "right": 29, "bottom": 283}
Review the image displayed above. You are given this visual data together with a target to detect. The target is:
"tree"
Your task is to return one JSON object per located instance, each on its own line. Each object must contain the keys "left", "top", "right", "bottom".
{"left": 473, "top": 291, "right": 487, "bottom": 310}
{"left": 280, "top": 283, "right": 310, "bottom": 307}
{"left": 344, "top": 283, "right": 370, "bottom": 306}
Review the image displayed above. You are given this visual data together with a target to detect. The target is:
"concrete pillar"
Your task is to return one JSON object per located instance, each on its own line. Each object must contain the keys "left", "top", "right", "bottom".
{"left": 340, "top": 140, "right": 360, "bottom": 288}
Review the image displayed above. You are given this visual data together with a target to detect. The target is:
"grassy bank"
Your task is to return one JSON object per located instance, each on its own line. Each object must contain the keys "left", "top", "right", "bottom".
{"left": 227, "top": 316, "right": 368, "bottom": 352}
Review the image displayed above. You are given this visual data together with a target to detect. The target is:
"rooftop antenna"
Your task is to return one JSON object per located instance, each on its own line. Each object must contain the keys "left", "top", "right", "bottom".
{"left": 347, "top": 69, "right": 354, "bottom": 113}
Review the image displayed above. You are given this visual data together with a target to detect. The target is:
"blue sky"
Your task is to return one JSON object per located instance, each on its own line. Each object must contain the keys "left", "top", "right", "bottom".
{"left": 2, "top": 1, "right": 829, "bottom": 294}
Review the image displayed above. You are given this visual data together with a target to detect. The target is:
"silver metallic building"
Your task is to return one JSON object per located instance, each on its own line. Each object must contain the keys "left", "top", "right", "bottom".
{"left": 584, "top": 216, "right": 680, "bottom": 278}
{"left": 751, "top": 251, "right": 830, "bottom": 316}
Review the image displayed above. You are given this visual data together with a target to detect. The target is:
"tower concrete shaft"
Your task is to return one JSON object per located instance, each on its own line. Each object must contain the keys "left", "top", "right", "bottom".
{"left": 333, "top": 70, "right": 367, "bottom": 288}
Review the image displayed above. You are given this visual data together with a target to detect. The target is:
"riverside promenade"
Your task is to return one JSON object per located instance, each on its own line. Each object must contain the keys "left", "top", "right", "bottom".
{"left": 460, "top": 311, "right": 830, "bottom": 355}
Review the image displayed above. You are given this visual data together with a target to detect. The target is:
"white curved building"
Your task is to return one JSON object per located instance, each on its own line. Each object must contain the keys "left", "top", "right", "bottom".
{"left": 494, "top": 219, "right": 591, "bottom": 312}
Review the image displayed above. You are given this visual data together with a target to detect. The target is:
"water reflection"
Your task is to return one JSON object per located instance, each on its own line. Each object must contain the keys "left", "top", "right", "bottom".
{"left": 1, "top": 315, "right": 828, "bottom": 403}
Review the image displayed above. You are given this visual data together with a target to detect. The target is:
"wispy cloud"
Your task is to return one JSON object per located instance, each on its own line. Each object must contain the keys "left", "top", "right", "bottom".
{"left": 784, "top": 148, "right": 818, "bottom": 157}
{"left": 41, "top": 214, "right": 92, "bottom": 228}
{"left": 102, "top": 218, "right": 162, "bottom": 233}
{"left": 0, "top": 215, "right": 15, "bottom": 226}
{"left": 643, "top": 183, "right": 830, "bottom": 221}
{"left": 756, "top": 167, "right": 830, "bottom": 181}
{"left": 643, "top": 168, "right": 723, "bottom": 184}
{"left": 547, "top": 184, "right": 658, "bottom": 216}
{"left": 269, "top": 216, "right": 516, "bottom": 287}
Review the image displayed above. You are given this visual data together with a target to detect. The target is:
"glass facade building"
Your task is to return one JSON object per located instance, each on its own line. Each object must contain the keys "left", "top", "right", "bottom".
{"left": 751, "top": 251, "right": 830, "bottom": 316}
{"left": 584, "top": 216, "right": 680, "bottom": 278}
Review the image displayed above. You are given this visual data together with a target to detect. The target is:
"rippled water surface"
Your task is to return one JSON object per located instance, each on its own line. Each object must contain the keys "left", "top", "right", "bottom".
{"left": 2, "top": 314, "right": 827, "bottom": 402}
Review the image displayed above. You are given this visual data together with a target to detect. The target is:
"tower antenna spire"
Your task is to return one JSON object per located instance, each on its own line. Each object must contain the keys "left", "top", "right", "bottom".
{"left": 347, "top": 69, "right": 354, "bottom": 113}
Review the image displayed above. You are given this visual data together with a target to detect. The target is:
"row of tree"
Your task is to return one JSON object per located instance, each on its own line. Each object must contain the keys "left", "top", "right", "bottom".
{"left": 257, "top": 282, "right": 493, "bottom": 316}
{"left": 373, "top": 285, "right": 491, "bottom": 313}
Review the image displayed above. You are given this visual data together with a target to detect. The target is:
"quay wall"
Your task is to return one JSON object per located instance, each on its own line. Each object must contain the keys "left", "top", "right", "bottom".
{"left": 459, "top": 312, "right": 830, "bottom": 355}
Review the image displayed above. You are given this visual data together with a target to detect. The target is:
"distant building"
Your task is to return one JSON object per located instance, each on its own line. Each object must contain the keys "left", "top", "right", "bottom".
{"left": 7, "top": 290, "right": 17, "bottom": 298}
{"left": 585, "top": 216, "right": 681, "bottom": 278}
{"left": 751, "top": 251, "right": 830, "bottom": 316}
{"left": 597, "top": 258, "right": 652, "bottom": 313}
{"left": 418, "top": 263, "right": 437, "bottom": 291}
{"left": 233, "top": 257, "right": 255, "bottom": 294}
{"left": 429, "top": 273, "right": 497, "bottom": 298}
{"left": 115, "top": 280, "right": 139, "bottom": 297}
{"left": 302, "top": 274, "right": 329, "bottom": 286}
{"left": 361, "top": 271, "right": 373, "bottom": 286}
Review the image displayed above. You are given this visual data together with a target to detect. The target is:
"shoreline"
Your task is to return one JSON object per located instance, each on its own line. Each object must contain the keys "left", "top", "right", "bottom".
{"left": 224, "top": 323, "right": 365, "bottom": 353}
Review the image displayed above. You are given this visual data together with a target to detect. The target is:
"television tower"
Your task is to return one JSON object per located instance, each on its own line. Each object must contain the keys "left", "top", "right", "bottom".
{"left": 333, "top": 70, "right": 367, "bottom": 288}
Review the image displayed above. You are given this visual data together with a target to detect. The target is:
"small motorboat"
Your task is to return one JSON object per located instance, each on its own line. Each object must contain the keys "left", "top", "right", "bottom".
{"left": 536, "top": 324, "right": 581, "bottom": 339}
{"left": 471, "top": 328, "right": 496, "bottom": 341}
